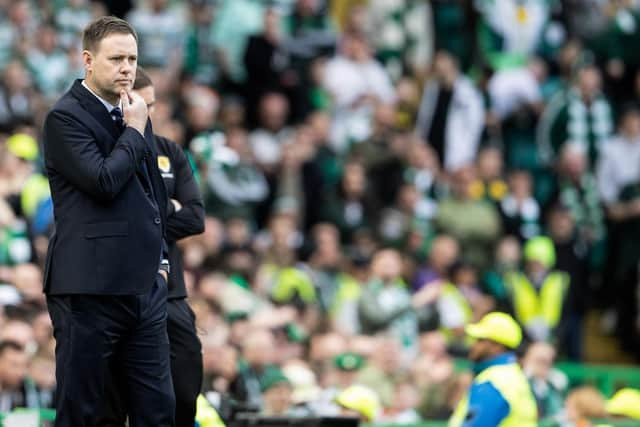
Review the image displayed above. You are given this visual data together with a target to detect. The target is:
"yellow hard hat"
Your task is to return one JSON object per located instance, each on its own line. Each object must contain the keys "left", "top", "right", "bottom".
{"left": 605, "top": 388, "right": 640, "bottom": 420}
{"left": 271, "top": 268, "right": 317, "bottom": 304}
{"left": 335, "top": 385, "right": 380, "bottom": 422}
{"left": 465, "top": 312, "right": 523, "bottom": 349}
{"left": 7, "top": 133, "right": 38, "bottom": 161}
{"left": 524, "top": 236, "right": 556, "bottom": 268}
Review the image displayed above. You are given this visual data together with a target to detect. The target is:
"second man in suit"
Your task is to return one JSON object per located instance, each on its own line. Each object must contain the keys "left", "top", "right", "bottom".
{"left": 100, "top": 68, "right": 206, "bottom": 426}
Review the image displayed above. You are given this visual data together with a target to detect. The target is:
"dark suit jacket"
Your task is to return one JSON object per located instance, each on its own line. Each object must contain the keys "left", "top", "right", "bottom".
{"left": 42, "top": 79, "right": 168, "bottom": 295}
{"left": 155, "top": 135, "right": 204, "bottom": 299}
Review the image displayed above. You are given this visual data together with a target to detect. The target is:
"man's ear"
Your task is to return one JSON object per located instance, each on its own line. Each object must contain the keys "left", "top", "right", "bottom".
{"left": 82, "top": 50, "right": 93, "bottom": 74}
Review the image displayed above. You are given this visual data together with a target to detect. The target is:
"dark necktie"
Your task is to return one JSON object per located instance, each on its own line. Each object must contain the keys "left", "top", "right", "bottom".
{"left": 110, "top": 107, "right": 126, "bottom": 133}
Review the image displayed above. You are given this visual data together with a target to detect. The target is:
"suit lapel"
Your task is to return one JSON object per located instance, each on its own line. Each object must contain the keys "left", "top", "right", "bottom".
{"left": 70, "top": 80, "right": 168, "bottom": 219}
{"left": 70, "top": 80, "right": 121, "bottom": 149}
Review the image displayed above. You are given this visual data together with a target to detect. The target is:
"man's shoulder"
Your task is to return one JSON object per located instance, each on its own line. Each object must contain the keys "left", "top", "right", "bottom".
{"left": 153, "top": 134, "right": 175, "bottom": 150}
{"left": 154, "top": 135, "right": 186, "bottom": 160}
{"left": 49, "top": 88, "right": 82, "bottom": 117}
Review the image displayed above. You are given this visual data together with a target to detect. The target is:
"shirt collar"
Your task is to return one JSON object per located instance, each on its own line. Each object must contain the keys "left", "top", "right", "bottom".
{"left": 81, "top": 80, "right": 122, "bottom": 112}
{"left": 473, "top": 352, "right": 516, "bottom": 374}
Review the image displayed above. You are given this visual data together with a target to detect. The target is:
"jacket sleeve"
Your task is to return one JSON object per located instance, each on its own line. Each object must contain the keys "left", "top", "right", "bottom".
{"left": 462, "top": 381, "right": 510, "bottom": 427}
{"left": 165, "top": 143, "right": 205, "bottom": 242}
{"left": 44, "top": 110, "right": 147, "bottom": 201}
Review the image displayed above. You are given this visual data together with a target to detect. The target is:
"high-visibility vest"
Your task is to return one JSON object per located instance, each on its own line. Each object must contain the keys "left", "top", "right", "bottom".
{"left": 437, "top": 283, "right": 473, "bottom": 344}
{"left": 329, "top": 273, "right": 362, "bottom": 318}
{"left": 449, "top": 362, "right": 538, "bottom": 427}
{"left": 195, "top": 395, "right": 226, "bottom": 427}
{"left": 505, "top": 271, "right": 569, "bottom": 328}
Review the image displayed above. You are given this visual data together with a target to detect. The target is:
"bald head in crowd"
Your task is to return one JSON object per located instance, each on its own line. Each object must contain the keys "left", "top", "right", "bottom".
{"left": 242, "top": 328, "right": 276, "bottom": 368}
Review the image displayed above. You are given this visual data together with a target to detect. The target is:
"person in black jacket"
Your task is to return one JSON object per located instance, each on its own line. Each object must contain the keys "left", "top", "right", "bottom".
{"left": 99, "top": 68, "right": 205, "bottom": 426}
{"left": 42, "top": 17, "right": 174, "bottom": 426}
{"left": 243, "top": 8, "right": 287, "bottom": 128}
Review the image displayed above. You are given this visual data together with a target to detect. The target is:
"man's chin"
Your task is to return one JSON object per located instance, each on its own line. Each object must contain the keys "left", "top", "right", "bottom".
{"left": 115, "top": 81, "right": 132, "bottom": 91}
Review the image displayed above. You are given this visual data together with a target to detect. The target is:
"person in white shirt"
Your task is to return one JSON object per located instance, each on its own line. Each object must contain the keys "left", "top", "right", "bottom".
{"left": 323, "top": 33, "right": 396, "bottom": 152}
{"left": 597, "top": 105, "right": 640, "bottom": 208}
{"left": 416, "top": 51, "right": 485, "bottom": 172}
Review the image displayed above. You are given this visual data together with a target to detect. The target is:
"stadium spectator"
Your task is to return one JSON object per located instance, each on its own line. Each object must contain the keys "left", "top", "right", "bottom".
{"left": 229, "top": 328, "right": 277, "bottom": 409}
{"left": 126, "top": 0, "right": 186, "bottom": 69}
{"left": 260, "top": 367, "right": 294, "bottom": 416}
{"left": 597, "top": 104, "right": 640, "bottom": 208}
{"left": 538, "top": 63, "right": 613, "bottom": 166}
{"left": 435, "top": 166, "right": 502, "bottom": 271}
{"left": 505, "top": 236, "right": 570, "bottom": 343}
{"left": 323, "top": 32, "right": 395, "bottom": 152}
{"left": 522, "top": 342, "right": 568, "bottom": 420}
{"left": 562, "top": 386, "right": 606, "bottom": 426}
{"left": 416, "top": 50, "right": 485, "bottom": 171}
{"left": 0, "top": 341, "right": 35, "bottom": 411}
{"left": 498, "top": 169, "right": 542, "bottom": 242}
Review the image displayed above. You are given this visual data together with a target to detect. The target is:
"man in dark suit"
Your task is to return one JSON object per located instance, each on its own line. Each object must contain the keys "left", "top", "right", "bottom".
{"left": 100, "top": 68, "right": 205, "bottom": 426}
{"left": 42, "top": 17, "right": 175, "bottom": 426}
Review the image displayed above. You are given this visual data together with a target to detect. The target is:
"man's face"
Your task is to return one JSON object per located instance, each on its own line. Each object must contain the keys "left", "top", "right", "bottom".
{"left": 136, "top": 85, "right": 157, "bottom": 118}
{"left": 260, "top": 94, "right": 288, "bottom": 131}
{"left": 244, "top": 331, "right": 276, "bottom": 367}
{"left": 523, "top": 344, "right": 554, "bottom": 380}
{"left": 468, "top": 339, "right": 493, "bottom": 362}
{"left": 337, "top": 370, "right": 358, "bottom": 388}
{"left": 0, "top": 349, "right": 28, "bottom": 389}
{"left": 434, "top": 51, "right": 458, "bottom": 84}
{"left": 578, "top": 67, "right": 601, "bottom": 100}
{"left": 622, "top": 112, "right": 640, "bottom": 137}
{"left": 263, "top": 383, "right": 292, "bottom": 415}
{"left": 452, "top": 167, "right": 475, "bottom": 199}
{"left": 371, "top": 250, "right": 402, "bottom": 283}
{"left": 84, "top": 33, "right": 138, "bottom": 103}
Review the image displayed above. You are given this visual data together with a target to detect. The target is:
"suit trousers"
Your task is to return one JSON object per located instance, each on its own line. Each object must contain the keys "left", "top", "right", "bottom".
{"left": 97, "top": 298, "right": 202, "bottom": 427}
{"left": 167, "top": 298, "right": 203, "bottom": 426}
{"left": 47, "top": 274, "right": 175, "bottom": 427}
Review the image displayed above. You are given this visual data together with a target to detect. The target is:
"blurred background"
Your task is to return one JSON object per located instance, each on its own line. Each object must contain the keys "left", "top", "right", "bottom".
{"left": 1, "top": 0, "right": 640, "bottom": 425}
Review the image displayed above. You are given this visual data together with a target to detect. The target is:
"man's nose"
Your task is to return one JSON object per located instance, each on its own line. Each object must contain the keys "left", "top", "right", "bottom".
{"left": 120, "top": 61, "right": 134, "bottom": 75}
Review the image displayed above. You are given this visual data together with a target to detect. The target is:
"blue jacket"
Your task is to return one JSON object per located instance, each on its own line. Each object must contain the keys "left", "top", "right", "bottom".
{"left": 462, "top": 353, "right": 515, "bottom": 427}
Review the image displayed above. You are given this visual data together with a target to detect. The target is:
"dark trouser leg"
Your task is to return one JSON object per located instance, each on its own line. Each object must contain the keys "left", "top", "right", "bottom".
{"left": 559, "top": 313, "right": 583, "bottom": 361}
{"left": 123, "top": 274, "right": 175, "bottom": 427}
{"left": 95, "top": 359, "right": 127, "bottom": 427}
{"left": 167, "top": 298, "right": 203, "bottom": 427}
{"left": 47, "top": 294, "right": 133, "bottom": 427}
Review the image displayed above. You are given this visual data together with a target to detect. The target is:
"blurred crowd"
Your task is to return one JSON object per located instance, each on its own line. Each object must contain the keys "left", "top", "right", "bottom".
{"left": 1, "top": 0, "right": 640, "bottom": 425}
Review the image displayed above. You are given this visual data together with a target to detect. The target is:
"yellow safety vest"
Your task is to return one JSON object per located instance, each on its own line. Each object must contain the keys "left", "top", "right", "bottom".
{"left": 196, "top": 395, "right": 226, "bottom": 427}
{"left": 449, "top": 362, "right": 538, "bottom": 427}
{"left": 505, "top": 271, "right": 569, "bottom": 328}
{"left": 329, "top": 273, "right": 361, "bottom": 319}
{"left": 438, "top": 283, "right": 473, "bottom": 345}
